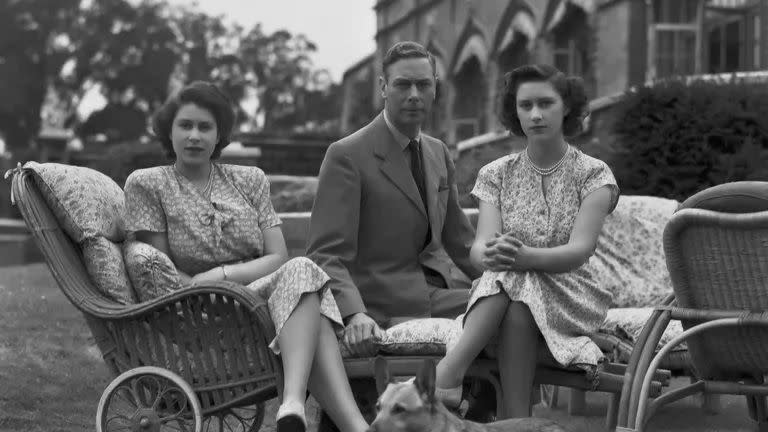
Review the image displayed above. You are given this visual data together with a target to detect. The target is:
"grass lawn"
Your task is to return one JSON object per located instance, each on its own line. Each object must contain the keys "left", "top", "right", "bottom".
{"left": 0, "top": 263, "right": 759, "bottom": 431}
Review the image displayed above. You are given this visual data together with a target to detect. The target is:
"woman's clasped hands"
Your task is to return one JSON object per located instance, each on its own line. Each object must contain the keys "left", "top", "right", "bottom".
{"left": 482, "top": 232, "right": 533, "bottom": 272}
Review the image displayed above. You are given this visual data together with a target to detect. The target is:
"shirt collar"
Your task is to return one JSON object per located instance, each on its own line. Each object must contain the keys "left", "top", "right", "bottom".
{"left": 383, "top": 109, "right": 421, "bottom": 151}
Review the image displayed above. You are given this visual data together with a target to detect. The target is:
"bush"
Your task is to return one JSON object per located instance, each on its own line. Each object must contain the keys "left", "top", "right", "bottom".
{"left": 72, "top": 140, "right": 171, "bottom": 188}
{"left": 610, "top": 76, "right": 768, "bottom": 201}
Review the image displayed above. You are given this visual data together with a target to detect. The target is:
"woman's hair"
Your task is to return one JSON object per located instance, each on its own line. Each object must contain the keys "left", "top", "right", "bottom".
{"left": 152, "top": 81, "right": 236, "bottom": 159}
{"left": 497, "top": 64, "right": 588, "bottom": 137}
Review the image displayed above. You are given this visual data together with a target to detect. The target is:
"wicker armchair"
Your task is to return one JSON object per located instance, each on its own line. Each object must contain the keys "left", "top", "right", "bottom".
{"left": 616, "top": 207, "right": 768, "bottom": 432}
{"left": 11, "top": 168, "right": 282, "bottom": 432}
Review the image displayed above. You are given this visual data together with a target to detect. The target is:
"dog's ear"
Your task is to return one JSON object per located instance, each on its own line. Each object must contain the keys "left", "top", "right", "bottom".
{"left": 415, "top": 358, "right": 436, "bottom": 401}
{"left": 374, "top": 356, "right": 391, "bottom": 395}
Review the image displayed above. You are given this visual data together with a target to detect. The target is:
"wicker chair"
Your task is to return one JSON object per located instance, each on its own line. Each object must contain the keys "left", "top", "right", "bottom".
{"left": 616, "top": 207, "right": 768, "bottom": 432}
{"left": 10, "top": 167, "right": 282, "bottom": 432}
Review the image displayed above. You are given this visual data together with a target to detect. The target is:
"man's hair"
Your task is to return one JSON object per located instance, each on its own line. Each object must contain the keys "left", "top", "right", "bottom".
{"left": 381, "top": 41, "right": 437, "bottom": 80}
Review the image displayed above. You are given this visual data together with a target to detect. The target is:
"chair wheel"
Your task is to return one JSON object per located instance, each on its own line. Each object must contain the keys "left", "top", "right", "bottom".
{"left": 96, "top": 366, "right": 202, "bottom": 432}
{"left": 202, "top": 404, "right": 266, "bottom": 432}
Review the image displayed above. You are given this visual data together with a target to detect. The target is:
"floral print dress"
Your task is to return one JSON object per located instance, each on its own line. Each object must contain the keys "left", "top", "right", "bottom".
{"left": 124, "top": 163, "right": 343, "bottom": 354}
{"left": 469, "top": 146, "right": 619, "bottom": 380}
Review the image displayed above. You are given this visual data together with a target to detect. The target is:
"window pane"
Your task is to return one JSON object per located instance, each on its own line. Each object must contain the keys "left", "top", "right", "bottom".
{"left": 654, "top": 0, "right": 700, "bottom": 23}
{"left": 724, "top": 20, "right": 741, "bottom": 71}
{"left": 755, "top": 15, "right": 761, "bottom": 69}
{"left": 554, "top": 53, "right": 570, "bottom": 73}
{"left": 709, "top": 27, "right": 722, "bottom": 72}
{"left": 656, "top": 30, "right": 697, "bottom": 77}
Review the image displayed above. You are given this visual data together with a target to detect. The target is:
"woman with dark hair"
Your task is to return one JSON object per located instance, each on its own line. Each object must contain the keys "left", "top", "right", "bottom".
{"left": 123, "top": 81, "right": 368, "bottom": 432}
{"left": 434, "top": 65, "right": 619, "bottom": 418}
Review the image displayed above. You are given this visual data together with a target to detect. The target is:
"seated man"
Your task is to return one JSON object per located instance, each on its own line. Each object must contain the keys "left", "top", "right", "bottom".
{"left": 306, "top": 41, "right": 482, "bottom": 427}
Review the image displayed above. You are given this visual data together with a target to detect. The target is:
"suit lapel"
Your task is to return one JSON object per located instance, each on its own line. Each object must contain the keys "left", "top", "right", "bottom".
{"left": 372, "top": 114, "right": 427, "bottom": 217}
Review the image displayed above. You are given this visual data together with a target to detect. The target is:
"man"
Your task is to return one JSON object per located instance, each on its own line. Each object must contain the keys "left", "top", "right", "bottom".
{"left": 308, "top": 40, "right": 480, "bottom": 354}
{"left": 306, "top": 42, "right": 484, "bottom": 428}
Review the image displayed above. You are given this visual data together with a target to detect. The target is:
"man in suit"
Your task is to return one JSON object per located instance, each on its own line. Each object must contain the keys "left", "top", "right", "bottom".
{"left": 307, "top": 41, "right": 481, "bottom": 357}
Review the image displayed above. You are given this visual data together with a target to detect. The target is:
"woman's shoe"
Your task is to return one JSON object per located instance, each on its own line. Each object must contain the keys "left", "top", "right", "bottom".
{"left": 434, "top": 385, "right": 463, "bottom": 409}
{"left": 276, "top": 400, "right": 307, "bottom": 432}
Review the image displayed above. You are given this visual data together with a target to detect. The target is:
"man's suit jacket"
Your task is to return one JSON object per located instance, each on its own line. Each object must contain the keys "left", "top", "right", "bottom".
{"left": 306, "top": 113, "right": 480, "bottom": 324}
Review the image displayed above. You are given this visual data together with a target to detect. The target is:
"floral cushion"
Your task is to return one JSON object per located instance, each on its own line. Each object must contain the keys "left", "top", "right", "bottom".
{"left": 340, "top": 318, "right": 461, "bottom": 358}
{"left": 82, "top": 237, "right": 136, "bottom": 304}
{"left": 599, "top": 307, "right": 686, "bottom": 352}
{"left": 593, "top": 195, "right": 679, "bottom": 308}
{"left": 123, "top": 240, "right": 183, "bottom": 302}
{"left": 25, "top": 162, "right": 125, "bottom": 243}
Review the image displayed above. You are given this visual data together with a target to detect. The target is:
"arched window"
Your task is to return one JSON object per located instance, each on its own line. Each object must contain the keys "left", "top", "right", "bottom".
{"left": 453, "top": 56, "right": 486, "bottom": 142}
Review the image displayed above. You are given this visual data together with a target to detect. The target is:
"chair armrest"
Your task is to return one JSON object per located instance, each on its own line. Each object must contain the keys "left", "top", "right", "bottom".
{"left": 87, "top": 281, "right": 276, "bottom": 342}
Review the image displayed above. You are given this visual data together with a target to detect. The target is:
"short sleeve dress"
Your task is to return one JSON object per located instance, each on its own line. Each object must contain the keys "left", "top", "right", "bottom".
{"left": 469, "top": 145, "right": 619, "bottom": 381}
{"left": 124, "top": 163, "right": 343, "bottom": 354}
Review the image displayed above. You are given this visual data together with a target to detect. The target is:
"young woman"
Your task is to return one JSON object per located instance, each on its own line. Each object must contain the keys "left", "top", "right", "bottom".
{"left": 123, "top": 81, "right": 368, "bottom": 432}
{"left": 434, "top": 65, "right": 619, "bottom": 418}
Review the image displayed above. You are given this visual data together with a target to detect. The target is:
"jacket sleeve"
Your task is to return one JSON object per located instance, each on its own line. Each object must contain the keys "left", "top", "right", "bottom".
{"left": 440, "top": 146, "right": 482, "bottom": 281}
{"left": 306, "top": 143, "right": 366, "bottom": 318}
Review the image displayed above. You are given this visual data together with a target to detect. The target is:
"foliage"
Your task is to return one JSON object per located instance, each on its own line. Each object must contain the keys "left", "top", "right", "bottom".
{"left": 611, "top": 76, "right": 768, "bottom": 201}
{"left": 0, "top": 0, "right": 81, "bottom": 152}
{"left": 0, "top": 0, "right": 342, "bottom": 153}
{"left": 73, "top": 140, "right": 170, "bottom": 187}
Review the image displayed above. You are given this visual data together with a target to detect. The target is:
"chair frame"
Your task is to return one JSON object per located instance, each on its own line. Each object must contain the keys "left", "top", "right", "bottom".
{"left": 12, "top": 168, "right": 282, "bottom": 430}
{"left": 616, "top": 208, "right": 768, "bottom": 432}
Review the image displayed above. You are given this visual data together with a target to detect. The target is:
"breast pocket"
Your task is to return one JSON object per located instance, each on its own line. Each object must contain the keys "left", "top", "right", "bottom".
{"left": 436, "top": 181, "right": 450, "bottom": 218}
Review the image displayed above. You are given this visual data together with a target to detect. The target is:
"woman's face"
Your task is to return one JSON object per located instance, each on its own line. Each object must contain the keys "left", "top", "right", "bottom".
{"left": 171, "top": 102, "right": 219, "bottom": 166}
{"left": 515, "top": 81, "right": 567, "bottom": 141}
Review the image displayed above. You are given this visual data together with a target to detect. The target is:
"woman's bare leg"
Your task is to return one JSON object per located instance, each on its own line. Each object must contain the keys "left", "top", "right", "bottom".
{"left": 277, "top": 293, "right": 321, "bottom": 407}
{"left": 497, "top": 301, "right": 539, "bottom": 419}
{"left": 435, "top": 293, "right": 510, "bottom": 389}
{"left": 308, "top": 317, "right": 369, "bottom": 432}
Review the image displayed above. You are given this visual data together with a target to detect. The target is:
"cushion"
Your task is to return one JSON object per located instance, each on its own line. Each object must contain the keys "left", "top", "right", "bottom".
{"left": 82, "top": 237, "right": 136, "bottom": 304}
{"left": 678, "top": 181, "right": 768, "bottom": 213}
{"left": 340, "top": 318, "right": 461, "bottom": 358}
{"left": 594, "top": 195, "right": 678, "bottom": 308}
{"left": 24, "top": 162, "right": 126, "bottom": 243}
{"left": 123, "top": 241, "right": 183, "bottom": 302}
{"left": 599, "top": 307, "right": 686, "bottom": 352}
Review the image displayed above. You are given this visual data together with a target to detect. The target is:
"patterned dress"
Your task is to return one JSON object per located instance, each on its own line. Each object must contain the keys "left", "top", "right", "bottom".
{"left": 468, "top": 146, "right": 619, "bottom": 379}
{"left": 124, "top": 163, "right": 343, "bottom": 354}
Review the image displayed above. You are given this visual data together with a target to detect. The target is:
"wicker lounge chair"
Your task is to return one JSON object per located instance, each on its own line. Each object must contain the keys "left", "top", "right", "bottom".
{"left": 616, "top": 198, "right": 768, "bottom": 431}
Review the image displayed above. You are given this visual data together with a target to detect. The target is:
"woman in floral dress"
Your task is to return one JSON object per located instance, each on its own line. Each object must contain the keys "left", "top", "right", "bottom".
{"left": 124, "top": 82, "right": 368, "bottom": 432}
{"left": 434, "top": 65, "right": 619, "bottom": 418}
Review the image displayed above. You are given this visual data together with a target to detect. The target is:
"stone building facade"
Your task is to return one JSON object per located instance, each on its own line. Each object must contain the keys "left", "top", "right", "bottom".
{"left": 340, "top": 0, "right": 768, "bottom": 149}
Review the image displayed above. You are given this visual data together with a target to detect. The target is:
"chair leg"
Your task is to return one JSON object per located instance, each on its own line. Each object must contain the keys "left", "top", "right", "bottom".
{"left": 568, "top": 389, "right": 587, "bottom": 415}
{"left": 606, "top": 392, "right": 620, "bottom": 431}
{"left": 541, "top": 385, "right": 559, "bottom": 409}
{"left": 691, "top": 376, "right": 720, "bottom": 414}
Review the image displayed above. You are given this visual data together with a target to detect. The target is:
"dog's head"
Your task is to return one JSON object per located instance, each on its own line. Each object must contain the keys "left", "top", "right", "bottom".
{"left": 368, "top": 357, "right": 440, "bottom": 432}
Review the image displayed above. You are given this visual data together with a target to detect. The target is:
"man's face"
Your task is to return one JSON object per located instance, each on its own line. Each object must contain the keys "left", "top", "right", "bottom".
{"left": 380, "top": 57, "right": 436, "bottom": 135}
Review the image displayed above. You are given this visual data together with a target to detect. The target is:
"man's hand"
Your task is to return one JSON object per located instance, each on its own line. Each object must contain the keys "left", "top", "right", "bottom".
{"left": 343, "top": 313, "right": 384, "bottom": 357}
{"left": 482, "top": 232, "right": 532, "bottom": 272}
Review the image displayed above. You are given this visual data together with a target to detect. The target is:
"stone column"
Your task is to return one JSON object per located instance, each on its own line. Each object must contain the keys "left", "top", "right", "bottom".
{"left": 761, "top": 0, "right": 768, "bottom": 69}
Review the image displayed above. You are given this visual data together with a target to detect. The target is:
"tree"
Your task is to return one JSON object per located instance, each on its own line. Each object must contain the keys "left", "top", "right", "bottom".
{"left": 0, "top": 0, "right": 81, "bottom": 153}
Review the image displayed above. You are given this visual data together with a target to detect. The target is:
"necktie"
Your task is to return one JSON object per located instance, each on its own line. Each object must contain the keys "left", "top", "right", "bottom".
{"left": 408, "top": 139, "right": 428, "bottom": 211}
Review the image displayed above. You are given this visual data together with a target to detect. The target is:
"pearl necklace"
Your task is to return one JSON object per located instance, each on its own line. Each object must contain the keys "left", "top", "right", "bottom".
{"left": 526, "top": 146, "right": 570, "bottom": 176}
{"left": 174, "top": 164, "right": 214, "bottom": 197}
